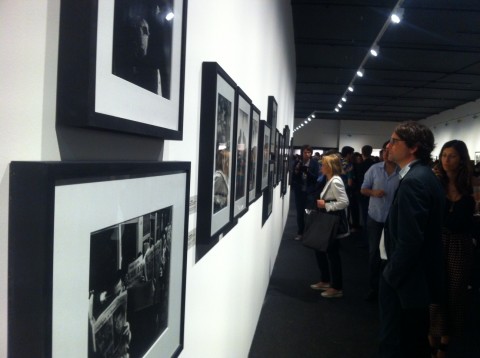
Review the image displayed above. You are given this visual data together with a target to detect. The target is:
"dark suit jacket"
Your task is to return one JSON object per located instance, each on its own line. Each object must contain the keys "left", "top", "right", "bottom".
{"left": 383, "top": 161, "right": 445, "bottom": 309}
{"left": 291, "top": 158, "right": 319, "bottom": 193}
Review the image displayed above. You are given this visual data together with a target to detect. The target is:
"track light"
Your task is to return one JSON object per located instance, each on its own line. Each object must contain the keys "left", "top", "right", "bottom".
{"left": 391, "top": 8, "right": 404, "bottom": 24}
{"left": 348, "top": 85, "right": 354, "bottom": 92}
{"left": 334, "top": 108, "right": 339, "bottom": 112}
{"left": 370, "top": 44, "right": 380, "bottom": 57}
{"left": 341, "top": 97, "right": 347, "bottom": 102}
{"left": 308, "top": 117, "right": 312, "bottom": 121}
{"left": 337, "top": 103, "right": 343, "bottom": 108}
{"left": 357, "top": 68, "right": 364, "bottom": 77}
{"left": 312, "top": 114, "right": 315, "bottom": 118}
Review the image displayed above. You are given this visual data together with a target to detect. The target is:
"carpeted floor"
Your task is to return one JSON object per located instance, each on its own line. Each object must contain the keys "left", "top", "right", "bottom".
{"left": 249, "top": 193, "right": 480, "bottom": 358}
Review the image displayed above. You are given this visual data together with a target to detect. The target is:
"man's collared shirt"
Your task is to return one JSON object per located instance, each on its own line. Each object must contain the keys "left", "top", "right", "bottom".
{"left": 361, "top": 161, "right": 400, "bottom": 223}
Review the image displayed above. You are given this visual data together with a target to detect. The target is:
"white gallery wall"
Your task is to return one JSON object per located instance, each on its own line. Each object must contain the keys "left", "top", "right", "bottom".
{"left": 292, "top": 118, "right": 398, "bottom": 151}
{"left": 421, "top": 98, "right": 480, "bottom": 159}
{"left": 292, "top": 103, "right": 480, "bottom": 158}
{"left": 162, "top": 1, "right": 296, "bottom": 357}
{"left": 0, "top": 0, "right": 295, "bottom": 357}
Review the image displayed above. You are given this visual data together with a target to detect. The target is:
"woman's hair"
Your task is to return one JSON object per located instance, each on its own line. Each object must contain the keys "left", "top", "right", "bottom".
{"left": 437, "top": 139, "right": 472, "bottom": 196}
{"left": 322, "top": 154, "right": 343, "bottom": 176}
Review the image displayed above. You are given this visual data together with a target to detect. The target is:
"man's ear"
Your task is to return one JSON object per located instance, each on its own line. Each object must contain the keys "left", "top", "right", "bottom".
{"left": 409, "top": 143, "right": 419, "bottom": 156}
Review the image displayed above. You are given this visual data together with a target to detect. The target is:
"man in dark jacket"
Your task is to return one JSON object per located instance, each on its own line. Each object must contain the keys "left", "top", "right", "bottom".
{"left": 379, "top": 121, "right": 445, "bottom": 357}
{"left": 292, "top": 145, "right": 319, "bottom": 240}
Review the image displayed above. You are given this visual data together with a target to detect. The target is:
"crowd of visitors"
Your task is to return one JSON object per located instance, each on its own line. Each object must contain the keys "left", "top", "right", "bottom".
{"left": 292, "top": 121, "right": 479, "bottom": 358}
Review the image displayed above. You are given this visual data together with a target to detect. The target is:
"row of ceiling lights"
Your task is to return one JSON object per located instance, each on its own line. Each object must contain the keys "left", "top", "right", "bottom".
{"left": 293, "top": 0, "right": 405, "bottom": 133}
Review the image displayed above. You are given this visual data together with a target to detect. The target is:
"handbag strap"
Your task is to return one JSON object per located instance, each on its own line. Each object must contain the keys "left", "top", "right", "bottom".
{"left": 320, "top": 177, "right": 335, "bottom": 200}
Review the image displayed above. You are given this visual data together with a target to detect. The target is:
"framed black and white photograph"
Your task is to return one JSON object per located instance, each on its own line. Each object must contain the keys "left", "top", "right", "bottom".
{"left": 8, "top": 161, "right": 190, "bottom": 358}
{"left": 267, "top": 97, "right": 277, "bottom": 162}
{"left": 257, "top": 120, "right": 271, "bottom": 195}
{"left": 248, "top": 105, "right": 260, "bottom": 204}
{"left": 281, "top": 158, "right": 289, "bottom": 196}
{"left": 196, "top": 62, "right": 237, "bottom": 261}
{"left": 275, "top": 130, "right": 282, "bottom": 186}
{"left": 262, "top": 160, "right": 275, "bottom": 226}
{"left": 281, "top": 125, "right": 290, "bottom": 195}
{"left": 277, "top": 133, "right": 284, "bottom": 195}
{"left": 267, "top": 96, "right": 277, "bottom": 133}
{"left": 57, "top": 0, "right": 188, "bottom": 139}
{"left": 232, "top": 88, "right": 251, "bottom": 219}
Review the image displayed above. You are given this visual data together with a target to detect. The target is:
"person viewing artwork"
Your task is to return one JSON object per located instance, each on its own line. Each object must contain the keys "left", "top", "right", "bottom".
{"left": 360, "top": 141, "right": 400, "bottom": 302}
{"left": 310, "top": 153, "right": 349, "bottom": 298}
{"left": 112, "top": 0, "right": 174, "bottom": 98}
{"left": 291, "top": 145, "right": 319, "bottom": 240}
{"left": 428, "top": 140, "right": 476, "bottom": 358}
{"left": 378, "top": 121, "right": 445, "bottom": 358}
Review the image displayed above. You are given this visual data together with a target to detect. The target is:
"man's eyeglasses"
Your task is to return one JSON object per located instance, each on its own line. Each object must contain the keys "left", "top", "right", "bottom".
{"left": 389, "top": 137, "right": 405, "bottom": 145}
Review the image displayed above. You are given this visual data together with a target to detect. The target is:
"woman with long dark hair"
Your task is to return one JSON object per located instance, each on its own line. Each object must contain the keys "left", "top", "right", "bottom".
{"left": 429, "top": 140, "right": 475, "bottom": 358}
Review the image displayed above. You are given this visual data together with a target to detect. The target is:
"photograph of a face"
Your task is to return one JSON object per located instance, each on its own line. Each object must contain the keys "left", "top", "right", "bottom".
{"left": 213, "top": 93, "right": 232, "bottom": 214}
{"left": 112, "top": 0, "right": 174, "bottom": 98}
{"left": 88, "top": 207, "right": 173, "bottom": 358}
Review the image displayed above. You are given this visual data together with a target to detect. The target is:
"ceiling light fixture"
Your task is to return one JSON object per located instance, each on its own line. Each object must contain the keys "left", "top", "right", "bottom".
{"left": 370, "top": 44, "right": 380, "bottom": 57}
{"left": 330, "top": 0, "right": 404, "bottom": 116}
{"left": 391, "top": 7, "right": 404, "bottom": 24}
{"left": 308, "top": 117, "right": 312, "bottom": 121}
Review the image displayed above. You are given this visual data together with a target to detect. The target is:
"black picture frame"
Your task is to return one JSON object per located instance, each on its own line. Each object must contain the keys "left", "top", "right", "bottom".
{"left": 275, "top": 129, "right": 282, "bottom": 186}
{"left": 281, "top": 125, "right": 290, "bottom": 195}
{"left": 262, "top": 160, "right": 275, "bottom": 226}
{"left": 56, "top": 0, "right": 188, "bottom": 139}
{"left": 267, "top": 96, "right": 277, "bottom": 133}
{"left": 231, "top": 87, "right": 252, "bottom": 219}
{"left": 257, "top": 120, "right": 271, "bottom": 195}
{"left": 267, "top": 96, "right": 277, "bottom": 169}
{"left": 248, "top": 105, "right": 261, "bottom": 204}
{"left": 8, "top": 161, "right": 190, "bottom": 358}
{"left": 196, "top": 62, "right": 237, "bottom": 262}
{"left": 281, "top": 158, "right": 289, "bottom": 196}
{"left": 277, "top": 132, "right": 284, "bottom": 195}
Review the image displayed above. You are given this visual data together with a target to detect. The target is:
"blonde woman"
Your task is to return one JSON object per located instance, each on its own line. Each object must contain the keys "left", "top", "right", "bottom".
{"left": 310, "top": 153, "right": 350, "bottom": 298}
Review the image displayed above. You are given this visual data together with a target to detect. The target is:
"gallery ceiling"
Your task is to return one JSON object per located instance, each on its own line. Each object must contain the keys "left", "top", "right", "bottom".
{"left": 291, "top": 0, "right": 480, "bottom": 123}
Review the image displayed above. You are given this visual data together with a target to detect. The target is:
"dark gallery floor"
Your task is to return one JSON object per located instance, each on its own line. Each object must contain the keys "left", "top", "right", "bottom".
{"left": 248, "top": 193, "right": 480, "bottom": 358}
